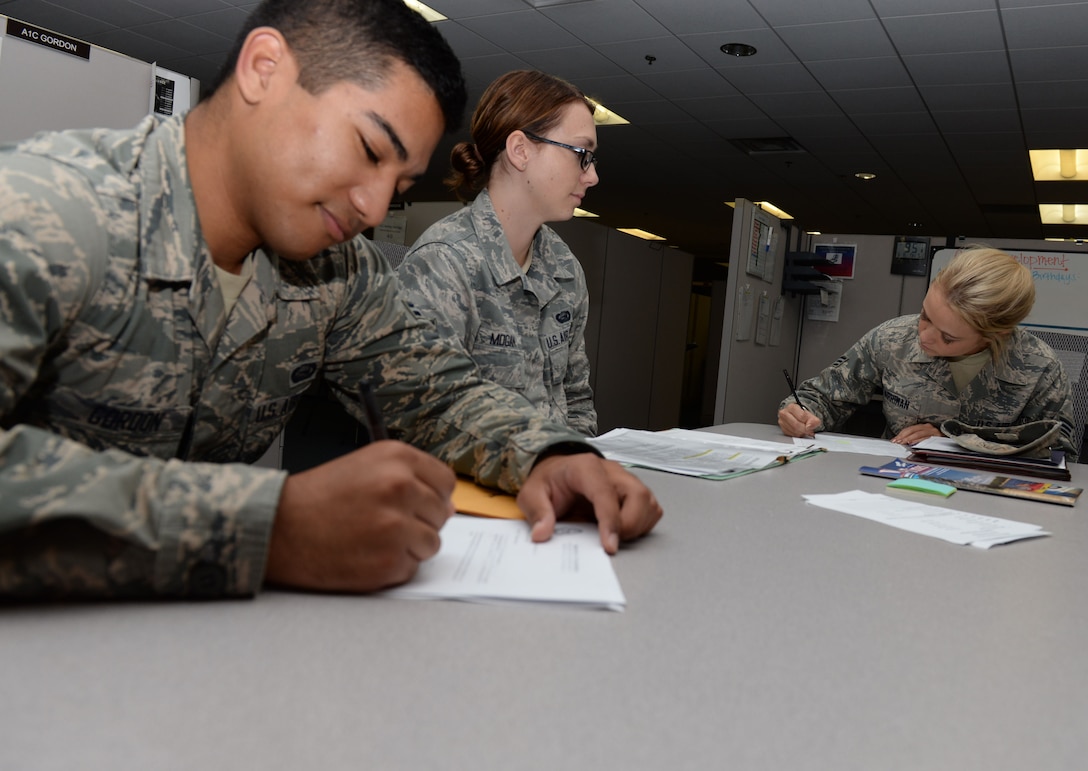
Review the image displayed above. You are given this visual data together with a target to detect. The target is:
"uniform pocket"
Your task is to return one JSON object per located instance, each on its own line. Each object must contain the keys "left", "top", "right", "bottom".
{"left": 44, "top": 386, "right": 193, "bottom": 459}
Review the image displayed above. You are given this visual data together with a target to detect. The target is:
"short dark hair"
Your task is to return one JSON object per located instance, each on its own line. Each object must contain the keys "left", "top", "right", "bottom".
{"left": 211, "top": 0, "right": 466, "bottom": 133}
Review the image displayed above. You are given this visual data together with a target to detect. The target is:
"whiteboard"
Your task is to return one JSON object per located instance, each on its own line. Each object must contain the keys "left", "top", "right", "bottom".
{"left": 931, "top": 247, "right": 1088, "bottom": 335}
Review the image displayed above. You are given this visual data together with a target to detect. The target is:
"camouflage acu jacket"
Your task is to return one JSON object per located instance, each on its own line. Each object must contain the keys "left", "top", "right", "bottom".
{"left": 781, "top": 315, "right": 1077, "bottom": 459}
{"left": 398, "top": 189, "right": 597, "bottom": 436}
{"left": 0, "top": 116, "right": 588, "bottom": 600}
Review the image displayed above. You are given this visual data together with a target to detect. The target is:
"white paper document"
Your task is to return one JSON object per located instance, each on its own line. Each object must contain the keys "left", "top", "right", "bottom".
{"left": 803, "top": 490, "right": 1050, "bottom": 548}
{"left": 381, "top": 515, "right": 626, "bottom": 611}
{"left": 588, "top": 427, "right": 821, "bottom": 479}
{"left": 794, "top": 432, "right": 910, "bottom": 458}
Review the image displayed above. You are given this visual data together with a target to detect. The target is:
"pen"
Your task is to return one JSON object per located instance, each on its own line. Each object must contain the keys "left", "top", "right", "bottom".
{"left": 782, "top": 369, "right": 809, "bottom": 412}
{"left": 360, "top": 381, "right": 389, "bottom": 441}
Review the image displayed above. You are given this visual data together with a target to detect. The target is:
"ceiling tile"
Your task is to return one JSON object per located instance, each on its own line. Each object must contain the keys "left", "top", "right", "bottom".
{"left": 901, "top": 51, "right": 1011, "bottom": 85}
{"left": 458, "top": 10, "right": 581, "bottom": 52}
{"left": 807, "top": 57, "right": 911, "bottom": 90}
{"left": 634, "top": 0, "right": 765, "bottom": 35}
{"left": 920, "top": 83, "right": 1017, "bottom": 111}
{"left": 1009, "top": 46, "right": 1088, "bottom": 82}
{"left": 681, "top": 28, "right": 798, "bottom": 67}
{"left": 596, "top": 36, "right": 708, "bottom": 74}
{"left": 516, "top": 45, "right": 627, "bottom": 80}
{"left": 749, "top": 0, "right": 876, "bottom": 25}
{"left": 717, "top": 62, "right": 823, "bottom": 94}
{"left": 1002, "top": 4, "right": 1088, "bottom": 49}
{"left": 776, "top": 19, "right": 896, "bottom": 61}
{"left": 434, "top": 21, "right": 504, "bottom": 59}
{"left": 636, "top": 68, "right": 740, "bottom": 99}
{"left": 882, "top": 11, "right": 1004, "bottom": 55}
{"left": 541, "top": 0, "right": 671, "bottom": 44}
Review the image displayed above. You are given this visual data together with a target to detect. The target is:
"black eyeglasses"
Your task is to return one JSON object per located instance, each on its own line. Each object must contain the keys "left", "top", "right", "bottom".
{"left": 522, "top": 131, "right": 598, "bottom": 171}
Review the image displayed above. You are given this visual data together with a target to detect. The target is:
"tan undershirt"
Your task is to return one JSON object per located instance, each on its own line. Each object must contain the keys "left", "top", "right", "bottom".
{"left": 214, "top": 256, "right": 254, "bottom": 314}
{"left": 948, "top": 348, "right": 991, "bottom": 394}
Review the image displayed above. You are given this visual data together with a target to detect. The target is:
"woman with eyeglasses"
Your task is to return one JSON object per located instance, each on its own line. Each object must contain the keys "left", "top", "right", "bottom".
{"left": 398, "top": 70, "right": 601, "bottom": 436}
{"left": 777, "top": 246, "right": 1077, "bottom": 459}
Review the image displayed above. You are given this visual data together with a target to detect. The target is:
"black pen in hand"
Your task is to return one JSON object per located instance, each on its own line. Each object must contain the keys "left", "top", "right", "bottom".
{"left": 360, "top": 381, "right": 389, "bottom": 442}
{"left": 782, "top": 369, "right": 809, "bottom": 412}
{"left": 783, "top": 369, "right": 817, "bottom": 438}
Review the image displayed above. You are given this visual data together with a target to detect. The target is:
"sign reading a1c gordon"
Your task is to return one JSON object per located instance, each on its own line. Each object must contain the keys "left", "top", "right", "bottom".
{"left": 5, "top": 18, "right": 90, "bottom": 60}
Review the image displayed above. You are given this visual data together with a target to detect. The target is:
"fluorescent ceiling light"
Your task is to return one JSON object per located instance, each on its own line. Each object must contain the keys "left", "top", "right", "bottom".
{"left": 1039, "top": 203, "right": 1088, "bottom": 224}
{"left": 404, "top": 1, "right": 445, "bottom": 21}
{"left": 617, "top": 227, "right": 666, "bottom": 241}
{"left": 588, "top": 100, "right": 629, "bottom": 126}
{"left": 755, "top": 201, "right": 793, "bottom": 220}
{"left": 1030, "top": 149, "right": 1088, "bottom": 180}
{"left": 723, "top": 200, "right": 794, "bottom": 220}
{"left": 574, "top": 208, "right": 599, "bottom": 218}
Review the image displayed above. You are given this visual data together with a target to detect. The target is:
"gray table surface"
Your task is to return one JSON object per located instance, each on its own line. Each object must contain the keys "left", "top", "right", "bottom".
{"left": 3, "top": 423, "right": 1086, "bottom": 771}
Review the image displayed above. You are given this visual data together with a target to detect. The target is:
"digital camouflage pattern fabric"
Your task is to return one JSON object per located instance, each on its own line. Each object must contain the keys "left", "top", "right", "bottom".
{"left": 780, "top": 315, "right": 1077, "bottom": 460}
{"left": 0, "top": 116, "right": 589, "bottom": 599}
{"left": 398, "top": 189, "right": 597, "bottom": 436}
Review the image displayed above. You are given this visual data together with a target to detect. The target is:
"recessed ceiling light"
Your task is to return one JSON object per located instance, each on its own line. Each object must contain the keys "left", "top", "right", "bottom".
{"left": 1029, "top": 149, "right": 1088, "bottom": 180}
{"left": 617, "top": 227, "right": 666, "bottom": 241}
{"left": 855, "top": 172, "right": 877, "bottom": 180}
{"left": 754, "top": 201, "right": 793, "bottom": 220}
{"left": 403, "top": 1, "right": 445, "bottom": 21}
{"left": 573, "top": 208, "right": 599, "bottom": 218}
{"left": 588, "top": 100, "right": 629, "bottom": 126}
{"left": 723, "top": 200, "right": 794, "bottom": 220}
{"left": 720, "top": 43, "right": 757, "bottom": 57}
{"left": 1039, "top": 203, "right": 1088, "bottom": 224}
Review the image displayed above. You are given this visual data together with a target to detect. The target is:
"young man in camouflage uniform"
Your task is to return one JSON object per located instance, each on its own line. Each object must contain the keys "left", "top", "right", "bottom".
{"left": 0, "top": 0, "right": 662, "bottom": 600}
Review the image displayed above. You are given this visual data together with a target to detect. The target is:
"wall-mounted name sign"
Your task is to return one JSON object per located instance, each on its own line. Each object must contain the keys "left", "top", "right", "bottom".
{"left": 5, "top": 18, "right": 90, "bottom": 61}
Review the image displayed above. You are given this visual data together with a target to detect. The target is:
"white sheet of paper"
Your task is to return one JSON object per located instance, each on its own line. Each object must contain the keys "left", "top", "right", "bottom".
{"left": 381, "top": 515, "right": 626, "bottom": 611}
{"left": 794, "top": 432, "right": 910, "bottom": 458}
{"left": 912, "top": 436, "right": 969, "bottom": 452}
{"left": 802, "top": 489, "right": 1049, "bottom": 548}
{"left": 590, "top": 427, "right": 814, "bottom": 477}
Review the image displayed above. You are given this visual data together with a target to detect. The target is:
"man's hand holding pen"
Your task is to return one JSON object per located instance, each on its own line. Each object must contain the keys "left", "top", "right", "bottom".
{"left": 778, "top": 402, "right": 821, "bottom": 439}
{"left": 779, "top": 370, "right": 821, "bottom": 438}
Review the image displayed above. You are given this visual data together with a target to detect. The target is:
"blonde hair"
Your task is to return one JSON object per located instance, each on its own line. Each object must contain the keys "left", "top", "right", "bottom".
{"left": 931, "top": 246, "right": 1035, "bottom": 360}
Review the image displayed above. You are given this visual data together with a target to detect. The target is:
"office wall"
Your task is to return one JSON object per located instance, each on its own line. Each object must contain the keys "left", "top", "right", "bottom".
{"left": 0, "top": 18, "right": 153, "bottom": 143}
{"left": 795, "top": 234, "right": 934, "bottom": 380}
{"left": 711, "top": 200, "right": 804, "bottom": 426}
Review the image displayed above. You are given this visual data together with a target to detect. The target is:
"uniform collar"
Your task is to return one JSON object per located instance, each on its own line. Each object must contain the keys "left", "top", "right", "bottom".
{"left": 135, "top": 115, "right": 209, "bottom": 283}
{"left": 469, "top": 188, "right": 577, "bottom": 286}
{"left": 906, "top": 315, "right": 1034, "bottom": 386}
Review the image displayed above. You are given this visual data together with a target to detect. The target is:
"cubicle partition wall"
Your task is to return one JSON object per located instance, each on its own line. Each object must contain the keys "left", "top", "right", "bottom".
{"left": 710, "top": 199, "right": 803, "bottom": 426}
{"left": 0, "top": 15, "right": 196, "bottom": 144}
{"left": 550, "top": 219, "right": 692, "bottom": 432}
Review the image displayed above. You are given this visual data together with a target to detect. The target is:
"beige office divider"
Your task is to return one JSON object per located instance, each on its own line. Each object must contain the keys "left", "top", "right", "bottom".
{"left": 0, "top": 16, "right": 154, "bottom": 143}
{"left": 711, "top": 199, "right": 803, "bottom": 426}
{"left": 552, "top": 219, "right": 692, "bottom": 432}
